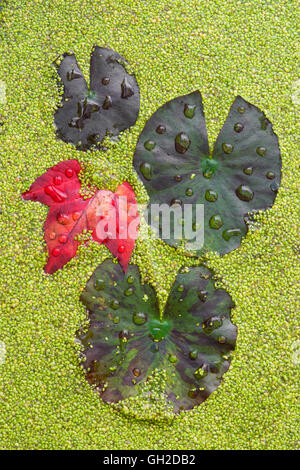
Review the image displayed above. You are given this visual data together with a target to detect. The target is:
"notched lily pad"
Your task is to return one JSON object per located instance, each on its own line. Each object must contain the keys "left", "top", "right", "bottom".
{"left": 54, "top": 46, "right": 140, "bottom": 150}
{"left": 78, "top": 259, "right": 237, "bottom": 412}
{"left": 133, "top": 91, "right": 282, "bottom": 255}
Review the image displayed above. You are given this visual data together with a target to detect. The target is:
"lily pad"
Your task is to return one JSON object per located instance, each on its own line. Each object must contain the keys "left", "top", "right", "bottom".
{"left": 133, "top": 91, "right": 282, "bottom": 255}
{"left": 79, "top": 259, "right": 237, "bottom": 412}
{"left": 54, "top": 46, "right": 140, "bottom": 150}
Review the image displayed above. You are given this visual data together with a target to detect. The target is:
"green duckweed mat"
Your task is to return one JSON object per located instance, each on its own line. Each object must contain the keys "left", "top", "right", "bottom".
{"left": 0, "top": 0, "right": 299, "bottom": 450}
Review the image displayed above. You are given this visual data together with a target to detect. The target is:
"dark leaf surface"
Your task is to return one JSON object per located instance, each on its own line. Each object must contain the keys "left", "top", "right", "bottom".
{"left": 54, "top": 46, "right": 140, "bottom": 150}
{"left": 79, "top": 259, "right": 237, "bottom": 412}
{"left": 133, "top": 92, "right": 281, "bottom": 255}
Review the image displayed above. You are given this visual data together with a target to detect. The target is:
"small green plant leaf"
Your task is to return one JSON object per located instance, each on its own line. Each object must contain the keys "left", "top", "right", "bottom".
{"left": 133, "top": 92, "right": 281, "bottom": 255}
{"left": 79, "top": 259, "right": 237, "bottom": 412}
{"left": 54, "top": 46, "right": 140, "bottom": 150}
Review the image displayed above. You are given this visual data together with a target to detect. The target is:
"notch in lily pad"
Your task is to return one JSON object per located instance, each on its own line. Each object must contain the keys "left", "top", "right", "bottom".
{"left": 133, "top": 91, "right": 282, "bottom": 256}
{"left": 78, "top": 259, "right": 237, "bottom": 412}
{"left": 54, "top": 46, "right": 140, "bottom": 150}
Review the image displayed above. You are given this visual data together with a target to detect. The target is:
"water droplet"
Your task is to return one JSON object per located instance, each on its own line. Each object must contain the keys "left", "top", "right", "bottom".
{"left": 205, "top": 189, "right": 218, "bottom": 202}
{"left": 222, "top": 228, "right": 241, "bottom": 241}
{"left": 266, "top": 171, "right": 275, "bottom": 180}
{"left": 194, "top": 364, "right": 208, "bottom": 379}
{"left": 124, "top": 287, "right": 134, "bottom": 296}
{"left": 197, "top": 290, "right": 208, "bottom": 302}
{"left": 144, "top": 140, "right": 156, "bottom": 151}
{"left": 132, "top": 312, "right": 147, "bottom": 325}
{"left": 203, "top": 316, "right": 223, "bottom": 333}
{"left": 118, "top": 245, "right": 125, "bottom": 254}
{"left": 188, "top": 388, "right": 198, "bottom": 399}
{"left": 127, "top": 275, "right": 135, "bottom": 284}
{"left": 270, "top": 181, "right": 279, "bottom": 192}
{"left": 133, "top": 368, "right": 140, "bottom": 377}
{"left": 119, "top": 329, "right": 129, "bottom": 341}
{"left": 149, "top": 319, "right": 171, "bottom": 342}
{"left": 140, "top": 162, "right": 153, "bottom": 181}
{"left": 185, "top": 188, "right": 193, "bottom": 197}
{"left": 209, "top": 214, "right": 223, "bottom": 229}
{"left": 102, "top": 95, "right": 112, "bottom": 110}
{"left": 238, "top": 106, "right": 245, "bottom": 113}
{"left": 174, "top": 174, "right": 182, "bottom": 182}
{"left": 44, "top": 185, "right": 67, "bottom": 203}
{"left": 189, "top": 350, "right": 198, "bottom": 360}
{"left": 177, "top": 284, "right": 184, "bottom": 292}
{"left": 175, "top": 132, "right": 191, "bottom": 154}
{"left": 49, "top": 232, "right": 56, "bottom": 240}
{"left": 111, "top": 300, "right": 120, "bottom": 310}
{"left": 259, "top": 116, "right": 268, "bottom": 130}
{"left": 234, "top": 122, "right": 244, "bottom": 133}
{"left": 222, "top": 143, "right": 234, "bottom": 154}
{"left": 102, "top": 77, "right": 110, "bottom": 85}
{"left": 53, "top": 175, "right": 63, "bottom": 186}
{"left": 236, "top": 185, "right": 254, "bottom": 202}
{"left": 65, "top": 168, "right": 74, "bottom": 178}
{"left": 113, "top": 315, "right": 120, "bottom": 324}
{"left": 57, "top": 213, "right": 70, "bottom": 225}
{"left": 52, "top": 247, "right": 60, "bottom": 257}
{"left": 170, "top": 198, "right": 182, "bottom": 207}
{"left": 184, "top": 103, "right": 196, "bottom": 119}
{"left": 243, "top": 167, "right": 253, "bottom": 175}
{"left": 256, "top": 146, "right": 266, "bottom": 156}
{"left": 218, "top": 335, "right": 226, "bottom": 344}
{"left": 156, "top": 124, "right": 166, "bottom": 134}
{"left": 94, "top": 279, "right": 105, "bottom": 290}
{"left": 168, "top": 354, "right": 178, "bottom": 363}
{"left": 150, "top": 343, "right": 159, "bottom": 353}
{"left": 58, "top": 234, "right": 67, "bottom": 244}
{"left": 66, "top": 69, "right": 82, "bottom": 81}
{"left": 121, "top": 77, "right": 134, "bottom": 99}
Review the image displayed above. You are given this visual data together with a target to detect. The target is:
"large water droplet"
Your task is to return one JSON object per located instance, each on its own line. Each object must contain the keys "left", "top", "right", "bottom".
{"left": 102, "top": 95, "right": 112, "bottom": 110}
{"left": 156, "top": 124, "right": 166, "bottom": 134}
{"left": 94, "top": 279, "right": 105, "bottom": 290}
{"left": 243, "top": 167, "right": 253, "bottom": 175}
{"left": 44, "top": 185, "right": 67, "bottom": 203}
{"left": 189, "top": 350, "right": 198, "bottom": 360}
{"left": 127, "top": 275, "right": 135, "bottom": 284}
{"left": 53, "top": 175, "right": 63, "bottom": 186}
{"left": 175, "top": 132, "right": 190, "bottom": 154}
{"left": 256, "top": 146, "right": 266, "bottom": 156}
{"left": 197, "top": 290, "right": 208, "bottom": 302}
{"left": 52, "top": 247, "right": 60, "bottom": 257}
{"left": 177, "top": 284, "right": 184, "bottom": 292}
{"left": 203, "top": 316, "right": 223, "bottom": 333}
{"left": 58, "top": 234, "right": 67, "bottom": 244}
{"left": 234, "top": 122, "right": 244, "bottom": 133}
{"left": 57, "top": 213, "right": 70, "bottom": 225}
{"left": 102, "top": 77, "right": 110, "bottom": 85}
{"left": 121, "top": 77, "right": 134, "bottom": 98}
{"left": 65, "top": 168, "right": 74, "bottom": 178}
{"left": 132, "top": 312, "right": 147, "bottom": 325}
{"left": 222, "top": 228, "right": 241, "bottom": 241}
{"left": 168, "top": 354, "right": 178, "bottom": 363}
{"left": 124, "top": 287, "right": 134, "bottom": 296}
{"left": 185, "top": 188, "right": 193, "bottom": 197}
{"left": 222, "top": 143, "right": 234, "bottom": 154}
{"left": 119, "top": 329, "right": 130, "bottom": 341}
{"left": 111, "top": 300, "right": 120, "bottom": 310}
{"left": 174, "top": 174, "right": 182, "bottom": 182}
{"left": 209, "top": 214, "right": 223, "bottom": 229}
{"left": 270, "top": 181, "right": 279, "bottom": 192}
{"left": 184, "top": 104, "right": 196, "bottom": 119}
{"left": 170, "top": 198, "right": 182, "bottom": 207}
{"left": 140, "top": 162, "right": 153, "bottom": 180}
{"left": 194, "top": 364, "right": 209, "bottom": 379}
{"left": 238, "top": 106, "right": 246, "bottom": 113}
{"left": 236, "top": 185, "right": 254, "bottom": 202}
{"left": 266, "top": 171, "right": 275, "bottom": 180}
{"left": 205, "top": 190, "right": 218, "bottom": 202}
{"left": 133, "top": 368, "right": 141, "bottom": 377}
{"left": 144, "top": 140, "right": 156, "bottom": 151}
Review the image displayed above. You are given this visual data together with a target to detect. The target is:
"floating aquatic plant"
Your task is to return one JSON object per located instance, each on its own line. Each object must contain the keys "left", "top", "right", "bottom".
{"left": 79, "top": 259, "right": 237, "bottom": 412}
{"left": 54, "top": 46, "right": 140, "bottom": 150}
{"left": 133, "top": 91, "right": 282, "bottom": 255}
{"left": 22, "top": 160, "right": 139, "bottom": 273}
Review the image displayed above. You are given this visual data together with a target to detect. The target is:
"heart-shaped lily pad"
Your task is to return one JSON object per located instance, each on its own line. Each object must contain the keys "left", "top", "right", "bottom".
{"left": 54, "top": 46, "right": 140, "bottom": 150}
{"left": 133, "top": 91, "right": 281, "bottom": 255}
{"left": 79, "top": 259, "right": 237, "bottom": 412}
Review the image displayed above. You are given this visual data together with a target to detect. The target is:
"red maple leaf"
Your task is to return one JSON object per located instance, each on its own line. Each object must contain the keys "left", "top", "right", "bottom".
{"left": 22, "top": 159, "right": 139, "bottom": 274}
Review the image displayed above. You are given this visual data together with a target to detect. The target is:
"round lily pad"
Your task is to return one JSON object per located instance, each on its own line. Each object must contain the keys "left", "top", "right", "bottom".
{"left": 133, "top": 91, "right": 281, "bottom": 255}
{"left": 78, "top": 259, "right": 237, "bottom": 412}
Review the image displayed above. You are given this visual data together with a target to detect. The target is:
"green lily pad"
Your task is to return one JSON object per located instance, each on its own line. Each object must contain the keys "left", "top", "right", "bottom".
{"left": 78, "top": 259, "right": 237, "bottom": 412}
{"left": 54, "top": 46, "right": 140, "bottom": 150}
{"left": 133, "top": 91, "right": 281, "bottom": 255}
